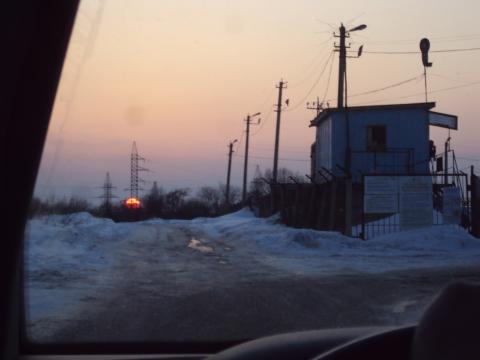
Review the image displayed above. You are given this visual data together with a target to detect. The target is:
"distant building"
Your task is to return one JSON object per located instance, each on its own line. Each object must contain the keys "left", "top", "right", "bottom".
{"left": 309, "top": 102, "right": 458, "bottom": 182}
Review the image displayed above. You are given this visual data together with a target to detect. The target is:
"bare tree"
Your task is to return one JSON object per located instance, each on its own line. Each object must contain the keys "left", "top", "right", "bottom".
{"left": 143, "top": 181, "right": 164, "bottom": 217}
{"left": 164, "top": 188, "right": 189, "bottom": 216}
{"left": 197, "top": 186, "right": 222, "bottom": 214}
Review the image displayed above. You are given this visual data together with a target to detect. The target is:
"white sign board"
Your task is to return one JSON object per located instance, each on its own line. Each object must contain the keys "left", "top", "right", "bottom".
{"left": 443, "top": 187, "right": 461, "bottom": 225}
{"left": 398, "top": 176, "right": 433, "bottom": 230}
{"left": 429, "top": 111, "right": 458, "bottom": 130}
{"left": 365, "top": 176, "right": 398, "bottom": 194}
{"left": 364, "top": 193, "right": 398, "bottom": 214}
{"left": 364, "top": 176, "right": 398, "bottom": 213}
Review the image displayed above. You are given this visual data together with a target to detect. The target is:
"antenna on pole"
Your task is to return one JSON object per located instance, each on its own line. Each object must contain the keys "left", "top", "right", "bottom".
{"left": 420, "top": 38, "right": 433, "bottom": 103}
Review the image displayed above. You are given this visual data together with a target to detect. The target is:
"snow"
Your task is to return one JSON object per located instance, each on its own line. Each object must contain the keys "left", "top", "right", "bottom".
{"left": 24, "top": 209, "right": 480, "bottom": 332}
{"left": 26, "top": 209, "right": 480, "bottom": 278}
{"left": 25, "top": 212, "right": 137, "bottom": 324}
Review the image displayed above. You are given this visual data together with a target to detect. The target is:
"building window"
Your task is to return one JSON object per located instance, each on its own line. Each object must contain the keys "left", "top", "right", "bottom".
{"left": 367, "top": 125, "right": 387, "bottom": 152}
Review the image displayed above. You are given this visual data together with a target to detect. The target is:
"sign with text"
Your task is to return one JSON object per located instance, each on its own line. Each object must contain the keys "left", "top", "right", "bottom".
{"left": 364, "top": 176, "right": 398, "bottom": 213}
{"left": 365, "top": 176, "right": 398, "bottom": 194}
{"left": 364, "top": 193, "right": 398, "bottom": 214}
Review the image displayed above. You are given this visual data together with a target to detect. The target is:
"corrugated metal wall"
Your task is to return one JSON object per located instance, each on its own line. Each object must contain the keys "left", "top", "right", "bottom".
{"left": 315, "top": 116, "right": 332, "bottom": 178}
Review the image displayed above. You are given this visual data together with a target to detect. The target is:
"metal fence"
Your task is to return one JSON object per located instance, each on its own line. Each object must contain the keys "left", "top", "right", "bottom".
{"left": 250, "top": 178, "right": 350, "bottom": 233}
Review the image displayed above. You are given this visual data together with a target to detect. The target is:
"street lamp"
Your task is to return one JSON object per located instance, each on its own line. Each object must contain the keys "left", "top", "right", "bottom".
{"left": 349, "top": 24, "right": 367, "bottom": 32}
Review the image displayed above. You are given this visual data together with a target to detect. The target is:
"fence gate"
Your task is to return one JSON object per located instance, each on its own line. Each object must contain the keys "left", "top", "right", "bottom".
{"left": 355, "top": 173, "right": 469, "bottom": 240}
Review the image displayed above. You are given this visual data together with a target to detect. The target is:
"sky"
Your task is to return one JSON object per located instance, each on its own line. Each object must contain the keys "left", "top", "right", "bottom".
{"left": 35, "top": 0, "right": 480, "bottom": 202}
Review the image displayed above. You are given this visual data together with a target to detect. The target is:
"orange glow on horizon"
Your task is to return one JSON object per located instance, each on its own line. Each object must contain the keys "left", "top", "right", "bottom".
{"left": 125, "top": 197, "right": 141, "bottom": 209}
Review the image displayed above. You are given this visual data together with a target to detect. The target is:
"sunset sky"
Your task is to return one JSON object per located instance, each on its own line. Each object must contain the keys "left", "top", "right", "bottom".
{"left": 35, "top": 0, "right": 480, "bottom": 202}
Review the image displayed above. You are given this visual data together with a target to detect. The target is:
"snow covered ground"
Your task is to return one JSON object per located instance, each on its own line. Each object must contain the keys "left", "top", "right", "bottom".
{"left": 24, "top": 209, "right": 480, "bottom": 342}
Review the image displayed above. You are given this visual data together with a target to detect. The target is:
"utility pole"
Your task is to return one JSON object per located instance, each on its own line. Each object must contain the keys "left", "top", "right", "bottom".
{"left": 225, "top": 139, "right": 237, "bottom": 205}
{"left": 334, "top": 23, "right": 366, "bottom": 173}
{"left": 335, "top": 24, "right": 347, "bottom": 109}
{"left": 273, "top": 80, "right": 287, "bottom": 183}
{"left": 242, "top": 112, "right": 261, "bottom": 204}
{"left": 335, "top": 24, "right": 349, "bottom": 173}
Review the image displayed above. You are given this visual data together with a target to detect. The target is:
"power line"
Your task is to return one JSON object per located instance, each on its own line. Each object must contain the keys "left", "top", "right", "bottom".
{"left": 429, "top": 73, "right": 474, "bottom": 84}
{"left": 289, "top": 41, "right": 333, "bottom": 88}
{"left": 348, "top": 74, "right": 423, "bottom": 98}
{"left": 345, "top": 12, "right": 366, "bottom": 27}
{"left": 432, "top": 47, "right": 480, "bottom": 53}
{"left": 253, "top": 143, "right": 309, "bottom": 152}
{"left": 457, "top": 157, "right": 480, "bottom": 162}
{"left": 321, "top": 52, "right": 335, "bottom": 104}
{"left": 233, "top": 130, "right": 245, "bottom": 156}
{"left": 352, "top": 46, "right": 480, "bottom": 55}
{"left": 364, "top": 34, "right": 480, "bottom": 46}
{"left": 314, "top": 19, "right": 337, "bottom": 31}
{"left": 285, "top": 51, "right": 334, "bottom": 112}
{"left": 255, "top": 87, "right": 276, "bottom": 112}
{"left": 237, "top": 154, "right": 309, "bottom": 162}
{"left": 251, "top": 106, "right": 274, "bottom": 137}
{"left": 351, "top": 79, "right": 480, "bottom": 105}
{"left": 324, "top": 74, "right": 423, "bottom": 103}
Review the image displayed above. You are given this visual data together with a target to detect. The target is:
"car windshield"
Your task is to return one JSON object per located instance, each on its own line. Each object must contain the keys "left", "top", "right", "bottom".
{"left": 24, "top": 0, "right": 480, "bottom": 346}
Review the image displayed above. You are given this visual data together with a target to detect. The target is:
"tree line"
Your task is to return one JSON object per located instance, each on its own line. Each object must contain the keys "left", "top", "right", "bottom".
{"left": 29, "top": 167, "right": 307, "bottom": 221}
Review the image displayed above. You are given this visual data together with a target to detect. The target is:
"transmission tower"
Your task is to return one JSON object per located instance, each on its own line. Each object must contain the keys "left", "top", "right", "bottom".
{"left": 99, "top": 172, "right": 117, "bottom": 214}
{"left": 129, "top": 141, "right": 148, "bottom": 199}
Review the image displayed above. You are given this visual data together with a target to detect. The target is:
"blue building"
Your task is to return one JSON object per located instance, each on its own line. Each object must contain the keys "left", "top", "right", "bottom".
{"left": 309, "top": 102, "right": 457, "bottom": 182}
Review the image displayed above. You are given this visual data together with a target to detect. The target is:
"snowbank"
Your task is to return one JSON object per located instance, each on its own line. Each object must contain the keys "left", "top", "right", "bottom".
{"left": 26, "top": 209, "right": 480, "bottom": 278}
{"left": 168, "top": 208, "right": 480, "bottom": 274}
{"left": 24, "top": 209, "right": 480, "bottom": 328}
{"left": 368, "top": 225, "right": 479, "bottom": 251}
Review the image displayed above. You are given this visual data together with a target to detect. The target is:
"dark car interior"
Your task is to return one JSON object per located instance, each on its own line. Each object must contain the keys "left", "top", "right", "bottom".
{"left": 2, "top": 2, "right": 480, "bottom": 359}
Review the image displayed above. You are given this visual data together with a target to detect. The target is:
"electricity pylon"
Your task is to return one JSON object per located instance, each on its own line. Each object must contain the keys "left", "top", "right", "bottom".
{"left": 129, "top": 141, "right": 148, "bottom": 199}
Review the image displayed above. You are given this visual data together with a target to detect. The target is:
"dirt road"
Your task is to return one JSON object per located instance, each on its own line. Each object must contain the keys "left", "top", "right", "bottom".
{"left": 26, "top": 221, "right": 480, "bottom": 343}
